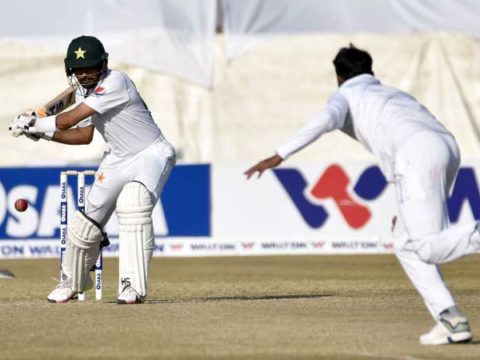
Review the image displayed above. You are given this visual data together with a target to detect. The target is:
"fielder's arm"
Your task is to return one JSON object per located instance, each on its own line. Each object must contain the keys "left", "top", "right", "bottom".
{"left": 244, "top": 155, "right": 283, "bottom": 179}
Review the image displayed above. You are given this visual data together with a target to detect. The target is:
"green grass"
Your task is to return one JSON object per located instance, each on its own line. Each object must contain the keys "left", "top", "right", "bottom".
{"left": 0, "top": 255, "right": 479, "bottom": 359}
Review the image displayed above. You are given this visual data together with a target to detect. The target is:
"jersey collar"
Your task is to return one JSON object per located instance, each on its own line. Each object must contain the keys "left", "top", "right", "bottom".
{"left": 341, "top": 74, "right": 380, "bottom": 88}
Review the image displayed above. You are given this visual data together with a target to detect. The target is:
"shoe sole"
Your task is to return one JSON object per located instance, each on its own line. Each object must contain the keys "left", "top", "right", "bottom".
{"left": 421, "top": 332, "right": 472, "bottom": 345}
{"left": 448, "top": 332, "right": 473, "bottom": 344}
{"left": 116, "top": 296, "right": 145, "bottom": 305}
{"left": 116, "top": 299, "right": 144, "bottom": 305}
{"left": 47, "top": 293, "right": 77, "bottom": 304}
{"left": 47, "top": 298, "right": 71, "bottom": 304}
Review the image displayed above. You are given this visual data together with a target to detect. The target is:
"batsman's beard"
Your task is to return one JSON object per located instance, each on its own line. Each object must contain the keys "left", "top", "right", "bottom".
{"left": 68, "top": 70, "right": 105, "bottom": 95}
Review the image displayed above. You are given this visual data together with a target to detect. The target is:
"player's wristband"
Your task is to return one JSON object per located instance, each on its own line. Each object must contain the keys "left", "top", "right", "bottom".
{"left": 32, "top": 115, "right": 58, "bottom": 132}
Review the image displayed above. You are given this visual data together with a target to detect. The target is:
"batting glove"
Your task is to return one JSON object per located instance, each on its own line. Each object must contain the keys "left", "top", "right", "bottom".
{"left": 9, "top": 113, "right": 36, "bottom": 137}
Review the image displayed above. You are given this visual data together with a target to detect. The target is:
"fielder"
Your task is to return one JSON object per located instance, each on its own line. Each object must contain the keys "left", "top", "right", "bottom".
{"left": 9, "top": 35, "right": 176, "bottom": 304}
{"left": 245, "top": 45, "right": 480, "bottom": 345}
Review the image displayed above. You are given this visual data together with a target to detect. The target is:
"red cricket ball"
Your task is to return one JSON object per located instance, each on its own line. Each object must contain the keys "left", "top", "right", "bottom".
{"left": 14, "top": 199, "right": 28, "bottom": 212}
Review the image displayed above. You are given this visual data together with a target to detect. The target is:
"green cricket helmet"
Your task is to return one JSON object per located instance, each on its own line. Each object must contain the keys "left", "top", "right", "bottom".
{"left": 64, "top": 35, "right": 109, "bottom": 76}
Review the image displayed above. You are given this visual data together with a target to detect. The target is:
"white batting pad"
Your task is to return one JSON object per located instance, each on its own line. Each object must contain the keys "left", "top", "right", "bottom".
{"left": 63, "top": 211, "right": 104, "bottom": 292}
{"left": 116, "top": 182, "right": 154, "bottom": 297}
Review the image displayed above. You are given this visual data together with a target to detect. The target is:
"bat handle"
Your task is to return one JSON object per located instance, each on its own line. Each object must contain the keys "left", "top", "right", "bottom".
{"left": 36, "top": 107, "right": 48, "bottom": 118}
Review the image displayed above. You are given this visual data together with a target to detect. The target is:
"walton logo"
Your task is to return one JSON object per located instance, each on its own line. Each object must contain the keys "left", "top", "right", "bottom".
{"left": 274, "top": 165, "right": 387, "bottom": 229}
{"left": 274, "top": 165, "right": 480, "bottom": 229}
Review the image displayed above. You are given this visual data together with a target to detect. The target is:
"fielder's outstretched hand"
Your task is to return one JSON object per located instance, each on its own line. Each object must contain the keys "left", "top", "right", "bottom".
{"left": 244, "top": 154, "right": 283, "bottom": 179}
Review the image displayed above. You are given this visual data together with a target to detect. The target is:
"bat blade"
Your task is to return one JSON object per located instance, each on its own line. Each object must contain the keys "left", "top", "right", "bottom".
{"left": 37, "top": 86, "right": 76, "bottom": 117}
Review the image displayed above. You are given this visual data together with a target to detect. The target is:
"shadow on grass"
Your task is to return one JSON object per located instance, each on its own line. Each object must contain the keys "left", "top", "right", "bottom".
{"left": 467, "top": 340, "right": 480, "bottom": 345}
{"left": 106, "top": 293, "right": 332, "bottom": 304}
{"left": 146, "top": 293, "right": 333, "bottom": 304}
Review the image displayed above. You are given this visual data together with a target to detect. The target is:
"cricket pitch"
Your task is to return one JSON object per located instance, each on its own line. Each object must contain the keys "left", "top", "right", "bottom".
{"left": 0, "top": 255, "right": 479, "bottom": 359}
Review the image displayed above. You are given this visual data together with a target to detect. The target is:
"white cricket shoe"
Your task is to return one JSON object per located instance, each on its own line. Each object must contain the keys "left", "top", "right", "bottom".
{"left": 117, "top": 285, "right": 146, "bottom": 304}
{"left": 420, "top": 317, "right": 472, "bottom": 345}
{"left": 0, "top": 269, "right": 15, "bottom": 279}
{"left": 47, "top": 276, "right": 93, "bottom": 303}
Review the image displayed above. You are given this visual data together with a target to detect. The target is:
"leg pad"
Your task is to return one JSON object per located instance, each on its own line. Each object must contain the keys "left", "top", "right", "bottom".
{"left": 116, "top": 182, "right": 154, "bottom": 297}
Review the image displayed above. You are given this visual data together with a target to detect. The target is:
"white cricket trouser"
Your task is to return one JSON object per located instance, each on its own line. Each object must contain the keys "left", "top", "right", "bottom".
{"left": 392, "top": 130, "right": 480, "bottom": 317}
{"left": 85, "top": 136, "right": 176, "bottom": 226}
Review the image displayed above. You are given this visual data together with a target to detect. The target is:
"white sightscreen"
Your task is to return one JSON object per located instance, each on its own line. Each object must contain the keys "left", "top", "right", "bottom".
{"left": 0, "top": 0, "right": 217, "bottom": 87}
{"left": 222, "top": 0, "right": 480, "bottom": 58}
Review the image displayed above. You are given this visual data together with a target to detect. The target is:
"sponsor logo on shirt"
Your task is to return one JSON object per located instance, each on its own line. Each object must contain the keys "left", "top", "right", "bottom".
{"left": 95, "top": 86, "right": 106, "bottom": 95}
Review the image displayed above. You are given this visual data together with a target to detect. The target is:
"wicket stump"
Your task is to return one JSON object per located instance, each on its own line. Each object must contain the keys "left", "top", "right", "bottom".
{"left": 60, "top": 170, "right": 103, "bottom": 301}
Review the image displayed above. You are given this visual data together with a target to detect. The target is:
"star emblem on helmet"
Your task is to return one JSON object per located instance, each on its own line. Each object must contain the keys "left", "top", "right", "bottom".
{"left": 74, "top": 47, "right": 86, "bottom": 59}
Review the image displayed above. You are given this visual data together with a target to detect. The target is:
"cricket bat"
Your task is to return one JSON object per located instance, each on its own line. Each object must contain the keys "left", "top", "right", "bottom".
{"left": 36, "top": 86, "right": 76, "bottom": 117}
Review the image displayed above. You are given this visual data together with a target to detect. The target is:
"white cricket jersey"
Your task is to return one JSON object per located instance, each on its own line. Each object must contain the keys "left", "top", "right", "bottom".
{"left": 275, "top": 74, "right": 452, "bottom": 180}
{"left": 82, "top": 70, "right": 162, "bottom": 157}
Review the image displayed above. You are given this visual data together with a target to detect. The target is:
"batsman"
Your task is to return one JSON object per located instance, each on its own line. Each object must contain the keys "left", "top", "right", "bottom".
{"left": 9, "top": 35, "right": 176, "bottom": 304}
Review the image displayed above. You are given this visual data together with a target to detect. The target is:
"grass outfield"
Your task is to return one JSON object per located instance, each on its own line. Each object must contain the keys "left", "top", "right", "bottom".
{"left": 0, "top": 255, "right": 479, "bottom": 359}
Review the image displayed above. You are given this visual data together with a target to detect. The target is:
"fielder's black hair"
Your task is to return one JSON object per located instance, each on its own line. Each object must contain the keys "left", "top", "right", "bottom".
{"left": 333, "top": 44, "right": 373, "bottom": 81}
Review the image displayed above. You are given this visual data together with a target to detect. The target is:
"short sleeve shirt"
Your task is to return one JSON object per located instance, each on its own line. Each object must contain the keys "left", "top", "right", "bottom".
{"left": 82, "top": 70, "right": 162, "bottom": 157}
